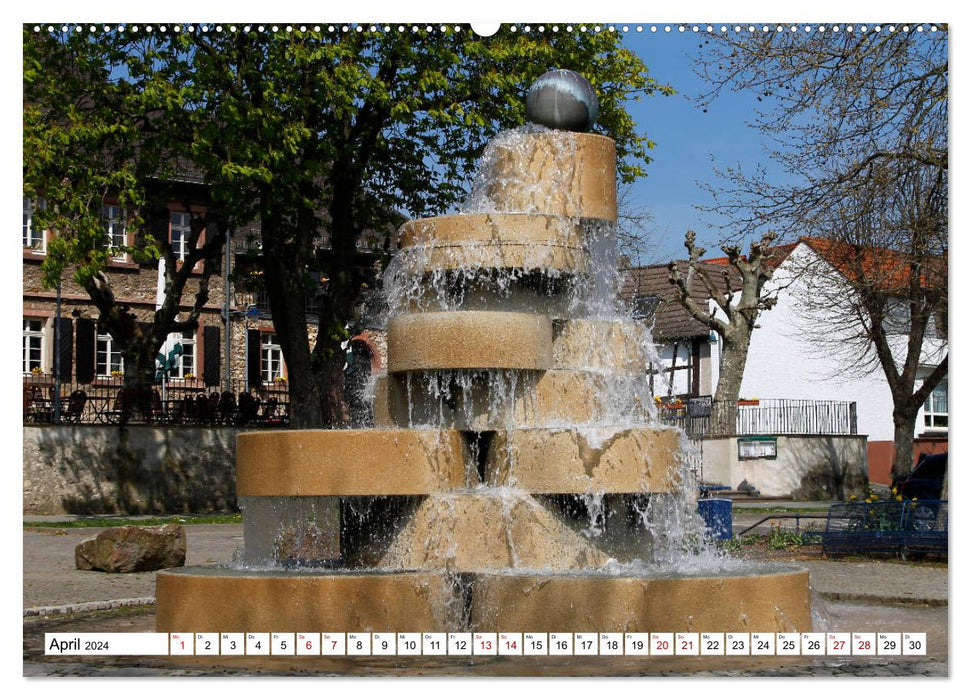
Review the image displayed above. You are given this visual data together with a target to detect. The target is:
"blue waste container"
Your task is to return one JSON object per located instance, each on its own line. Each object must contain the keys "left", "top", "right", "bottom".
{"left": 697, "top": 498, "right": 733, "bottom": 540}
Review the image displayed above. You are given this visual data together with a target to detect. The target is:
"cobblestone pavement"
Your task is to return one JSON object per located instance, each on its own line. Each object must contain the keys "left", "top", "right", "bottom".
{"left": 802, "top": 559, "right": 947, "bottom": 605}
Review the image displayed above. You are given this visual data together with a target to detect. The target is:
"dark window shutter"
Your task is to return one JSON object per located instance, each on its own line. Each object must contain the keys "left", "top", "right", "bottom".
{"left": 203, "top": 325, "right": 221, "bottom": 387}
{"left": 205, "top": 214, "right": 223, "bottom": 267}
{"left": 247, "top": 329, "right": 262, "bottom": 387}
{"left": 55, "top": 317, "right": 73, "bottom": 381}
{"left": 148, "top": 208, "right": 170, "bottom": 251}
{"left": 75, "top": 318, "right": 95, "bottom": 384}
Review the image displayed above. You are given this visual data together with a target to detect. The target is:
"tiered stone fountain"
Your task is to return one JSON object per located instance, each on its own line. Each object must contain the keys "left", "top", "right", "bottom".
{"left": 157, "top": 70, "right": 810, "bottom": 636}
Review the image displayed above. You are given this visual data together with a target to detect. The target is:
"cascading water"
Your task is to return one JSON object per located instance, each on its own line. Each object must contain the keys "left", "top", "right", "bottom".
{"left": 156, "top": 69, "right": 812, "bottom": 639}
{"left": 374, "top": 121, "right": 724, "bottom": 575}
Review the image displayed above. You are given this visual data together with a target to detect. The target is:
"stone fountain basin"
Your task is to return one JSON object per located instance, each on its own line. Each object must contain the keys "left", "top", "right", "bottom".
{"left": 237, "top": 427, "right": 681, "bottom": 496}
{"left": 397, "top": 213, "right": 589, "bottom": 274}
{"left": 156, "top": 566, "right": 811, "bottom": 634}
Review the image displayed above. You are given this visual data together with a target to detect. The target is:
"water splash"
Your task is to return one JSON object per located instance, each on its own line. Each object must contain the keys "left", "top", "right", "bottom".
{"left": 460, "top": 124, "right": 580, "bottom": 215}
{"left": 238, "top": 127, "right": 762, "bottom": 577}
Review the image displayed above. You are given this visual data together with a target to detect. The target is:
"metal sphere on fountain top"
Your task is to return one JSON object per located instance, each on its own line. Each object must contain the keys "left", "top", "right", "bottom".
{"left": 526, "top": 69, "right": 600, "bottom": 132}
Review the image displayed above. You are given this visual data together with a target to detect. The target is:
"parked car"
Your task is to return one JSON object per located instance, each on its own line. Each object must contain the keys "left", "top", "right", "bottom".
{"left": 893, "top": 452, "right": 947, "bottom": 500}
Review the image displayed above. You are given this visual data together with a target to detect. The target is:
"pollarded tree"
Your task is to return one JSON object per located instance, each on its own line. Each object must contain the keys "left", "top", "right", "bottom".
{"left": 694, "top": 25, "right": 948, "bottom": 477}
{"left": 668, "top": 230, "right": 779, "bottom": 434}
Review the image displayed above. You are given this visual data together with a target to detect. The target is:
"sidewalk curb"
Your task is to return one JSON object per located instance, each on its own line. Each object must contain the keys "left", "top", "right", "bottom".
{"left": 24, "top": 597, "right": 156, "bottom": 617}
{"left": 816, "top": 592, "right": 947, "bottom": 608}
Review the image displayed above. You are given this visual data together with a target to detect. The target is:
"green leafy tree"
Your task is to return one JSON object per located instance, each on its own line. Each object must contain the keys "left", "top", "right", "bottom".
{"left": 25, "top": 25, "right": 671, "bottom": 427}
{"left": 174, "top": 26, "right": 671, "bottom": 428}
{"left": 24, "top": 29, "right": 229, "bottom": 415}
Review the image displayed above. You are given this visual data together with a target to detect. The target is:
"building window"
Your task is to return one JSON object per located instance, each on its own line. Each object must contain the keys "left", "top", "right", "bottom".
{"left": 23, "top": 197, "right": 46, "bottom": 251}
{"left": 102, "top": 205, "right": 126, "bottom": 260}
{"left": 23, "top": 319, "right": 45, "bottom": 374}
{"left": 96, "top": 331, "right": 123, "bottom": 377}
{"left": 923, "top": 379, "right": 948, "bottom": 430}
{"left": 174, "top": 330, "right": 196, "bottom": 378}
{"left": 261, "top": 332, "right": 285, "bottom": 383}
{"left": 171, "top": 212, "right": 191, "bottom": 262}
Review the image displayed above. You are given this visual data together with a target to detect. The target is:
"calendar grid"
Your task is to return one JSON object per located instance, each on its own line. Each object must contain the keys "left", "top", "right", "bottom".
{"left": 44, "top": 632, "right": 928, "bottom": 657}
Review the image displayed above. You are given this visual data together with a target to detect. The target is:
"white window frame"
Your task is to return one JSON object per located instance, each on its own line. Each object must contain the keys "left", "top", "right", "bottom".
{"left": 922, "top": 378, "right": 948, "bottom": 431}
{"left": 23, "top": 197, "right": 46, "bottom": 252}
{"left": 261, "top": 332, "right": 285, "bottom": 383}
{"left": 170, "top": 212, "right": 191, "bottom": 262}
{"left": 23, "top": 319, "right": 45, "bottom": 375}
{"left": 174, "top": 330, "right": 197, "bottom": 379}
{"left": 96, "top": 331, "right": 124, "bottom": 378}
{"left": 102, "top": 205, "right": 127, "bottom": 261}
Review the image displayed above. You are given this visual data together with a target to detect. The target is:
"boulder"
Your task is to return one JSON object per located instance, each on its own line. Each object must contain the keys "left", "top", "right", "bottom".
{"left": 75, "top": 524, "right": 186, "bottom": 573}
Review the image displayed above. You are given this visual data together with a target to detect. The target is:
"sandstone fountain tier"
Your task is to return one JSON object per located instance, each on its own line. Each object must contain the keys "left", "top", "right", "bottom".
{"left": 157, "top": 79, "right": 811, "bottom": 643}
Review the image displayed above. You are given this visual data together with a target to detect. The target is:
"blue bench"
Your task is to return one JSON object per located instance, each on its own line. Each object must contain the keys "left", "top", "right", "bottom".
{"left": 821, "top": 500, "right": 947, "bottom": 557}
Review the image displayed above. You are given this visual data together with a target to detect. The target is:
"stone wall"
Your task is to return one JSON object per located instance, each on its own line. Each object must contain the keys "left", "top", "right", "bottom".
{"left": 699, "top": 434, "right": 869, "bottom": 500}
{"left": 23, "top": 425, "right": 242, "bottom": 515}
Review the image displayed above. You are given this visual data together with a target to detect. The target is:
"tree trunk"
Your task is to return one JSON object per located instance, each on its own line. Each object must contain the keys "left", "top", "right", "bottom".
{"left": 258, "top": 191, "right": 325, "bottom": 429}
{"left": 122, "top": 342, "right": 160, "bottom": 424}
{"left": 314, "top": 356, "right": 348, "bottom": 426}
{"left": 711, "top": 337, "right": 745, "bottom": 435}
{"left": 890, "top": 407, "right": 920, "bottom": 481}
{"left": 311, "top": 168, "right": 366, "bottom": 427}
{"left": 312, "top": 303, "right": 353, "bottom": 427}
{"left": 281, "top": 340, "right": 324, "bottom": 429}
{"left": 262, "top": 248, "right": 324, "bottom": 430}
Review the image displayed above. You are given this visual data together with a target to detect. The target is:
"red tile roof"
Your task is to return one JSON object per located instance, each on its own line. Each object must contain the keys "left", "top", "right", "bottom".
{"left": 702, "top": 237, "right": 944, "bottom": 292}
{"left": 620, "top": 236, "right": 945, "bottom": 341}
{"left": 799, "top": 237, "right": 946, "bottom": 292}
{"left": 701, "top": 242, "right": 798, "bottom": 273}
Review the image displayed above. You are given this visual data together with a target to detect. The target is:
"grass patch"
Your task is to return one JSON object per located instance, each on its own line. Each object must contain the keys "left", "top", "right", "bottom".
{"left": 722, "top": 530, "right": 818, "bottom": 553}
{"left": 24, "top": 513, "right": 242, "bottom": 528}
{"left": 731, "top": 507, "right": 831, "bottom": 514}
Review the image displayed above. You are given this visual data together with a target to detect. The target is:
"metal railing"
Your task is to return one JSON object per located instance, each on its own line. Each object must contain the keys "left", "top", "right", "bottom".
{"left": 233, "top": 287, "right": 323, "bottom": 318}
{"left": 659, "top": 397, "right": 858, "bottom": 437}
{"left": 22, "top": 376, "right": 290, "bottom": 427}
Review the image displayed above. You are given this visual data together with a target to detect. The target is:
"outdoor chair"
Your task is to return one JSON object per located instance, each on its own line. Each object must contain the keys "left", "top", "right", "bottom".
{"left": 259, "top": 398, "right": 281, "bottom": 425}
{"left": 63, "top": 389, "right": 88, "bottom": 422}
{"left": 166, "top": 397, "right": 187, "bottom": 425}
{"left": 23, "top": 386, "right": 52, "bottom": 423}
{"left": 101, "top": 388, "right": 128, "bottom": 424}
{"left": 207, "top": 392, "right": 221, "bottom": 423}
{"left": 237, "top": 392, "right": 259, "bottom": 425}
{"left": 195, "top": 394, "right": 211, "bottom": 424}
{"left": 218, "top": 391, "right": 238, "bottom": 425}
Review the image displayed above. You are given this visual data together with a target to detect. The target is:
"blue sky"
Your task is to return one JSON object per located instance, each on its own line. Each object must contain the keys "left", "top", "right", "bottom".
{"left": 617, "top": 29, "right": 777, "bottom": 265}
